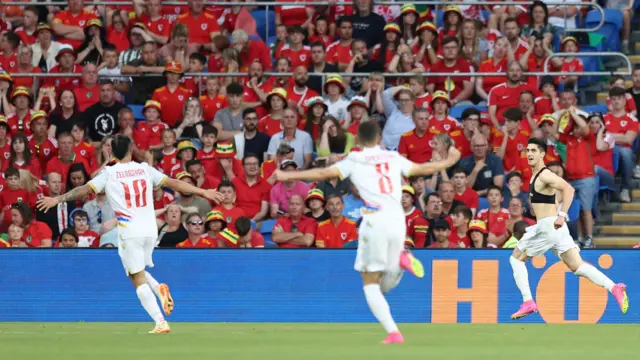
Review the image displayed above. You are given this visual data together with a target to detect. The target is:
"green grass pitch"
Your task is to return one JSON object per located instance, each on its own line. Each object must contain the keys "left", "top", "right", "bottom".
{"left": 1, "top": 323, "right": 639, "bottom": 360}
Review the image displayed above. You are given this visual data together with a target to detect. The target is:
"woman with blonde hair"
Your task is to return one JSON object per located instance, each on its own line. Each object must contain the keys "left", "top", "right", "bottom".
{"left": 175, "top": 97, "right": 206, "bottom": 143}
{"left": 158, "top": 23, "right": 199, "bottom": 69}
{"left": 425, "top": 133, "right": 454, "bottom": 193}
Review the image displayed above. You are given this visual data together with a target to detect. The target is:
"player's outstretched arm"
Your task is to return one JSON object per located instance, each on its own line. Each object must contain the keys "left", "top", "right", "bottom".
{"left": 274, "top": 167, "right": 341, "bottom": 183}
{"left": 36, "top": 184, "right": 95, "bottom": 212}
{"left": 408, "top": 147, "right": 461, "bottom": 177}
{"left": 163, "top": 178, "right": 225, "bottom": 204}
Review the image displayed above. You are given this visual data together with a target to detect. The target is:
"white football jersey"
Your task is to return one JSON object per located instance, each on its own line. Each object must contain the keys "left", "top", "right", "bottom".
{"left": 332, "top": 146, "right": 413, "bottom": 214}
{"left": 88, "top": 162, "right": 167, "bottom": 240}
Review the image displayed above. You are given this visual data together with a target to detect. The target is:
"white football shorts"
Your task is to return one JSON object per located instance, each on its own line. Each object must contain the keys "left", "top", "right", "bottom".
{"left": 118, "top": 236, "right": 155, "bottom": 276}
{"left": 517, "top": 216, "right": 579, "bottom": 257}
{"left": 354, "top": 210, "right": 405, "bottom": 273}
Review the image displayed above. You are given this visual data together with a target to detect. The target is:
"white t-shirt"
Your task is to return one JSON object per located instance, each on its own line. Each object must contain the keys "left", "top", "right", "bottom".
{"left": 88, "top": 162, "right": 167, "bottom": 240}
{"left": 332, "top": 146, "right": 412, "bottom": 214}
{"left": 545, "top": 0, "right": 581, "bottom": 30}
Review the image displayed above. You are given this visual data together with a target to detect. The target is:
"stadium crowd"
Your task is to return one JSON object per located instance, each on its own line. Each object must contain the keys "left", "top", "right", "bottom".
{"left": 0, "top": 0, "right": 639, "bottom": 249}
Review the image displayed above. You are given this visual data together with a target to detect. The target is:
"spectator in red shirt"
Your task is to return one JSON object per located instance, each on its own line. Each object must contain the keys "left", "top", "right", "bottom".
{"left": 427, "top": 91, "right": 461, "bottom": 134}
{"left": 8, "top": 133, "right": 42, "bottom": 179}
{"left": 505, "top": 197, "right": 535, "bottom": 238}
{"left": 262, "top": 143, "right": 295, "bottom": 185}
{"left": 0, "top": 167, "right": 33, "bottom": 232}
{"left": 231, "top": 30, "right": 272, "bottom": 74}
{"left": 494, "top": 108, "right": 530, "bottom": 172}
{"left": 6, "top": 224, "right": 23, "bottom": 247}
{"left": 0, "top": 73, "right": 12, "bottom": 114}
{"left": 606, "top": 87, "right": 639, "bottom": 203}
{"left": 131, "top": 0, "right": 170, "bottom": 45}
{"left": 476, "top": 38, "right": 509, "bottom": 102}
{"left": 315, "top": 193, "right": 358, "bottom": 248}
{"left": 467, "top": 219, "right": 493, "bottom": 248}
{"left": 427, "top": 36, "right": 474, "bottom": 105}
{"left": 210, "top": 141, "right": 245, "bottom": 181}
{"left": 259, "top": 88, "right": 287, "bottom": 137}
{"left": 235, "top": 216, "right": 265, "bottom": 248}
{"left": 557, "top": 37, "right": 583, "bottom": 87}
{"left": 275, "top": 0, "right": 314, "bottom": 29}
{"left": 46, "top": 132, "right": 91, "bottom": 184}
{"left": 476, "top": 185, "right": 511, "bottom": 247}
{"left": 200, "top": 78, "right": 228, "bottom": 122}
{"left": 587, "top": 113, "right": 616, "bottom": 191}
{"left": 398, "top": 108, "right": 434, "bottom": 163}
{"left": 57, "top": 228, "right": 79, "bottom": 248}
{"left": 427, "top": 219, "right": 458, "bottom": 248}
{"left": 488, "top": 61, "right": 535, "bottom": 128}
{"left": 11, "top": 201, "right": 52, "bottom": 247}
{"left": 0, "top": 32, "right": 20, "bottom": 73}
{"left": 177, "top": 213, "right": 215, "bottom": 248}
{"left": 174, "top": 0, "right": 221, "bottom": 46}
{"left": 212, "top": 180, "right": 245, "bottom": 232}
{"left": 438, "top": 5, "right": 463, "bottom": 43}
{"left": 450, "top": 205, "right": 472, "bottom": 248}
{"left": 73, "top": 64, "right": 100, "bottom": 112}
{"left": 6, "top": 87, "right": 34, "bottom": 136}
{"left": 287, "top": 66, "right": 319, "bottom": 118}
{"left": 168, "top": 140, "right": 197, "bottom": 178}
{"left": 451, "top": 168, "right": 479, "bottom": 216}
{"left": 450, "top": 107, "right": 480, "bottom": 159}
{"left": 327, "top": 17, "right": 354, "bottom": 71}
{"left": 308, "top": 15, "right": 333, "bottom": 49}
{"left": 232, "top": 154, "right": 271, "bottom": 221}
{"left": 203, "top": 210, "right": 226, "bottom": 247}
{"left": 607, "top": 75, "right": 637, "bottom": 117}
{"left": 533, "top": 76, "right": 560, "bottom": 117}
{"left": 278, "top": 26, "right": 311, "bottom": 69}
{"left": 13, "top": 6, "right": 38, "bottom": 46}
{"left": 423, "top": 192, "right": 453, "bottom": 247}
{"left": 44, "top": 45, "right": 83, "bottom": 93}
{"left": 69, "top": 209, "right": 100, "bottom": 247}
{"left": 402, "top": 185, "right": 428, "bottom": 248}
{"left": 439, "top": 181, "right": 467, "bottom": 216}
{"left": 272, "top": 194, "right": 316, "bottom": 248}
{"left": 11, "top": 45, "right": 41, "bottom": 91}
{"left": 29, "top": 111, "right": 58, "bottom": 171}
{"left": 152, "top": 61, "right": 190, "bottom": 127}
{"left": 518, "top": 90, "right": 538, "bottom": 132}
{"left": 504, "top": 17, "right": 529, "bottom": 60}
{"left": 51, "top": 0, "right": 97, "bottom": 49}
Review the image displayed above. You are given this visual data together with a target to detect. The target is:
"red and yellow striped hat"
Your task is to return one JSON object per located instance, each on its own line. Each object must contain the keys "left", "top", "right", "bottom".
{"left": 468, "top": 220, "right": 488, "bottom": 234}
{"left": 11, "top": 86, "right": 31, "bottom": 102}
{"left": 219, "top": 228, "right": 239, "bottom": 246}
{"left": 87, "top": 19, "right": 103, "bottom": 29}
{"left": 306, "top": 188, "right": 325, "bottom": 203}
{"left": 347, "top": 96, "right": 368, "bottom": 111}
{"left": 215, "top": 141, "right": 236, "bottom": 158}
{"left": 0, "top": 71, "right": 12, "bottom": 84}
{"left": 206, "top": 210, "right": 225, "bottom": 223}
{"left": 177, "top": 140, "right": 196, "bottom": 152}
{"left": 417, "top": 21, "right": 437, "bottom": 34}
{"left": 401, "top": 4, "right": 418, "bottom": 16}
{"left": 143, "top": 100, "right": 162, "bottom": 114}
{"left": 324, "top": 75, "right": 345, "bottom": 94}
{"left": 402, "top": 185, "right": 416, "bottom": 197}
{"left": 431, "top": 90, "right": 451, "bottom": 108}
{"left": 537, "top": 114, "right": 556, "bottom": 127}
{"left": 30, "top": 110, "right": 48, "bottom": 123}
{"left": 444, "top": 5, "right": 462, "bottom": 16}
{"left": 164, "top": 61, "right": 183, "bottom": 75}
{"left": 561, "top": 36, "right": 580, "bottom": 51}
{"left": 384, "top": 23, "right": 401, "bottom": 34}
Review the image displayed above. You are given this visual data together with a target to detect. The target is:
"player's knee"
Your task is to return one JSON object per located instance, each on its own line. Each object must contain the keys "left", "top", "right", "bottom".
{"left": 511, "top": 248, "right": 528, "bottom": 262}
{"left": 361, "top": 271, "right": 382, "bottom": 285}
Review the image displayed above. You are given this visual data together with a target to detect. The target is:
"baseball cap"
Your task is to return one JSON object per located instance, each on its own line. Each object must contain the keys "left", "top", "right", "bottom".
{"left": 280, "top": 159, "right": 298, "bottom": 170}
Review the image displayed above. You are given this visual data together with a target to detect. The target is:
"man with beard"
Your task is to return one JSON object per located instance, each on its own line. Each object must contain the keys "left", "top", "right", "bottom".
{"left": 83, "top": 80, "right": 126, "bottom": 145}
{"left": 286, "top": 66, "right": 319, "bottom": 117}
{"left": 488, "top": 61, "right": 537, "bottom": 128}
{"left": 244, "top": 61, "right": 271, "bottom": 119}
{"left": 234, "top": 108, "right": 270, "bottom": 162}
{"left": 307, "top": 42, "right": 339, "bottom": 95}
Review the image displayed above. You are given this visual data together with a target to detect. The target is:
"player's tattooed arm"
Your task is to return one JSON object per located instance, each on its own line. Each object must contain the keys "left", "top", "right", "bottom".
{"left": 37, "top": 184, "right": 95, "bottom": 212}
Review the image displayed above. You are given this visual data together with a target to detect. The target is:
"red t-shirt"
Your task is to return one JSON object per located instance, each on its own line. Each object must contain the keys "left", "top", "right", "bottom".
{"left": 406, "top": 216, "right": 429, "bottom": 248}
{"left": 243, "top": 82, "right": 272, "bottom": 119}
{"left": 606, "top": 93, "right": 637, "bottom": 115}
{"left": 73, "top": 141, "right": 95, "bottom": 166}
{"left": 275, "top": 0, "right": 310, "bottom": 27}
{"left": 196, "top": 147, "right": 217, "bottom": 176}
{"left": 415, "top": 93, "right": 432, "bottom": 110}
{"left": 209, "top": 158, "right": 245, "bottom": 181}
{"left": 134, "top": 121, "right": 169, "bottom": 151}
{"left": 558, "top": 58, "right": 584, "bottom": 84}
{"left": 44, "top": 64, "right": 83, "bottom": 92}
{"left": 6, "top": 111, "right": 34, "bottom": 136}
{"left": 258, "top": 115, "right": 283, "bottom": 137}
{"left": 0, "top": 188, "right": 33, "bottom": 225}
{"left": 134, "top": 14, "right": 172, "bottom": 40}
{"left": 429, "top": 58, "right": 474, "bottom": 100}
{"left": 476, "top": 208, "right": 510, "bottom": 241}
{"left": 326, "top": 41, "right": 353, "bottom": 65}
{"left": 200, "top": 94, "right": 228, "bottom": 121}
{"left": 76, "top": 230, "right": 101, "bottom": 248}
{"left": 52, "top": 10, "right": 99, "bottom": 49}
{"left": 73, "top": 85, "right": 100, "bottom": 112}
{"left": 278, "top": 45, "right": 311, "bottom": 69}
{"left": 589, "top": 132, "right": 615, "bottom": 176}
{"left": 11, "top": 67, "right": 41, "bottom": 90}
{"left": 261, "top": 160, "right": 277, "bottom": 180}
{"left": 274, "top": 215, "right": 318, "bottom": 248}
{"left": 152, "top": 86, "right": 191, "bottom": 127}
{"left": 478, "top": 58, "right": 508, "bottom": 94}
{"left": 449, "top": 129, "right": 472, "bottom": 159}
{"left": 106, "top": 26, "right": 130, "bottom": 54}
{"left": 232, "top": 176, "right": 272, "bottom": 219}
{"left": 559, "top": 132, "right": 595, "bottom": 180}
{"left": 308, "top": 35, "right": 333, "bottom": 48}
{"left": 29, "top": 136, "right": 58, "bottom": 171}
{"left": 534, "top": 96, "right": 557, "bottom": 117}
{"left": 45, "top": 154, "right": 92, "bottom": 184}
{"left": 604, "top": 113, "right": 639, "bottom": 148}
{"left": 0, "top": 53, "right": 18, "bottom": 73}
{"left": 427, "top": 240, "right": 460, "bottom": 248}
{"left": 428, "top": 115, "right": 462, "bottom": 134}
{"left": 315, "top": 217, "right": 358, "bottom": 248}
{"left": 22, "top": 221, "right": 53, "bottom": 247}
{"left": 398, "top": 129, "right": 437, "bottom": 163}
{"left": 488, "top": 82, "right": 537, "bottom": 123}
{"left": 449, "top": 230, "right": 470, "bottom": 248}
{"left": 14, "top": 27, "right": 37, "bottom": 45}
{"left": 491, "top": 129, "right": 530, "bottom": 172}
{"left": 239, "top": 40, "right": 272, "bottom": 75}
{"left": 286, "top": 87, "right": 319, "bottom": 115}
{"left": 454, "top": 187, "right": 479, "bottom": 211}
{"left": 174, "top": 11, "right": 220, "bottom": 44}
{"left": 159, "top": 148, "right": 178, "bottom": 175}
{"left": 213, "top": 205, "right": 245, "bottom": 232}
{"left": 177, "top": 236, "right": 216, "bottom": 248}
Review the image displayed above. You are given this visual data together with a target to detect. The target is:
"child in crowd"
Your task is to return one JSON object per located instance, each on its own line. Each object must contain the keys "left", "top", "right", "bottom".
{"left": 135, "top": 100, "right": 168, "bottom": 151}
{"left": 308, "top": 16, "right": 332, "bottom": 48}
{"left": 169, "top": 140, "right": 197, "bottom": 178}
{"left": 0, "top": 167, "right": 33, "bottom": 232}
{"left": 158, "top": 129, "right": 178, "bottom": 175}
{"left": 182, "top": 53, "right": 207, "bottom": 96}
{"left": 7, "top": 224, "right": 24, "bottom": 247}
{"left": 200, "top": 77, "right": 228, "bottom": 122}
{"left": 196, "top": 123, "right": 218, "bottom": 175}
{"left": 71, "top": 121, "right": 96, "bottom": 167}
{"left": 606, "top": 75, "right": 637, "bottom": 117}
{"left": 69, "top": 209, "right": 100, "bottom": 248}
{"left": 476, "top": 185, "right": 510, "bottom": 247}
{"left": 212, "top": 181, "right": 245, "bottom": 232}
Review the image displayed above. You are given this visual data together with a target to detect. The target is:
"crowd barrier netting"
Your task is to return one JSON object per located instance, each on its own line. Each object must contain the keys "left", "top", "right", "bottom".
{"left": 1, "top": 249, "right": 638, "bottom": 323}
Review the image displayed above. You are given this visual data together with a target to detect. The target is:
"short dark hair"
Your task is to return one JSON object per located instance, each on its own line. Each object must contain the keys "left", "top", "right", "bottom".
{"left": 185, "top": 159, "right": 202, "bottom": 169}
{"left": 242, "top": 153, "right": 260, "bottom": 165}
{"left": 337, "top": 16, "right": 352, "bottom": 27}
{"left": 288, "top": 25, "right": 304, "bottom": 34}
{"left": 189, "top": 52, "right": 207, "bottom": 65}
{"left": 461, "top": 107, "right": 481, "bottom": 120}
{"left": 520, "top": 90, "right": 535, "bottom": 99}
{"left": 72, "top": 209, "right": 89, "bottom": 220}
{"left": 452, "top": 205, "right": 472, "bottom": 221}
{"left": 5, "top": 167, "right": 19, "bottom": 179}
{"left": 506, "top": 171, "right": 523, "bottom": 184}
{"left": 112, "top": 134, "right": 132, "bottom": 160}
{"left": 609, "top": 75, "right": 625, "bottom": 85}
{"left": 236, "top": 216, "right": 252, "bottom": 237}
{"left": 309, "top": 41, "right": 326, "bottom": 51}
{"left": 226, "top": 83, "right": 244, "bottom": 95}
{"left": 315, "top": 15, "right": 329, "bottom": 23}
{"left": 66, "top": 163, "right": 90, "bottom": 191}
{"left": 201, "top": 122, "right": 218, "bottom": 137}
{"left": 424, "top": 192, "right": 440, "bottom": 205}
{"left": 451, "top": 167, "right": 467, "bottom": 177}
{"left": 217, "top": 180, "right": 235, "bottom": 192}
{"left": 243, "top": 107, "right": 257, "bottom": 119}
{"left": 528, "top": 136, "right": 547, "bottom": 153}
{"left": 4, "top": 32, "right": 20, "bottom": 49}
{"left": 325, "top": 193, "right": 344, "bottom": 204}
{"left": 357, "top": 121, "right": 381, "bottom": 145}
{"left": 103, "top": 44, "right": 118, "bottom": 54}
{"left": 441, "top": 36, "right": 459, "bottom": 47}
{"left": 609, "top": 86, "right": 626, "bottom": 98}
{"left": 58, "top": 228, "right": 79, "bottom": 244}
{"left": 12, "top": 201, "right": 32, "bottom": 224}
{"left": 487, "top": 185, "right": 503, "bottom": 196}
{"left": 504, "top": 108, "right": 522, "bottom": 122}
{"left": 513, "top": 220, "right": 530, "bottom": 239}
{"left": 504, "top": 17, "right": 519, "bottom": 27}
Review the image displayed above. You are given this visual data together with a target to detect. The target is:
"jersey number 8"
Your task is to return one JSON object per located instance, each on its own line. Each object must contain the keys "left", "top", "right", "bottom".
{"left": 375, "top": 163, "right": 393, "bottom": 194}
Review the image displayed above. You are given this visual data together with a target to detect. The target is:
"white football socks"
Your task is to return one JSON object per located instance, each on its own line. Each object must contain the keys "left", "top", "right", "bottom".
{"left": 145, "top": 271, "right": 161, "bottom": 298}
{"left": 575, "top": 263, "right": 615, "bottom": 292}
{"left": 363, "top": 284, "right": 399, "bottom": 334}
{"left": 136, "top": 283, "right": 165, "bottom": 325}
{"left": 510, "top": 256, "right": 533, "bottom": 302}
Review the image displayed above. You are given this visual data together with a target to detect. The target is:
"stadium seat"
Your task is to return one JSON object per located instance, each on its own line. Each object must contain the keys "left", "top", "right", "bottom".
{"left": 582, "top": 105, "right": 608, "bottom": 114}
{"left": 585, "top": 9, "right": 623, "bottom": 52}
{"left": 130, "top": 104, "right": 144, "bottom": 121}
{"left": 251, "top": 9, "right": 275, "bottom": 40}
{"left": 259, "top": 219, "right": 276, "bottom": 234}
{"left": 567, "top": 198, "right": 580, "bottom": 222}
{"left": 343, "top": 240, "right": 358, "bottom": 248}
{"left": 478, "top": 197, "right": 489, "bottom": 213}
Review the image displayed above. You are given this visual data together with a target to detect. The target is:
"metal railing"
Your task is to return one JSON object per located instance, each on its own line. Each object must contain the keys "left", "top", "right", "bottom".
{"left": 2, "top": 1, "right": 606, "bottom": 41}
{"left": 544, "top": 52, "right": 633, "bottom": 74}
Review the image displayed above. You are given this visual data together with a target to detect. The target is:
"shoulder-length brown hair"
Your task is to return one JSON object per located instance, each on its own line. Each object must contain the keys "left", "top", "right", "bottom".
{"left": 319, "top": 116, "right": 347, "bottom": 154}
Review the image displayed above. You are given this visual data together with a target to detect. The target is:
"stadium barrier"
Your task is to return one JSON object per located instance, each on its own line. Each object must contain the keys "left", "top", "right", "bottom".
{"left": 0, "top": 249, "right": 636, "bottom": 324}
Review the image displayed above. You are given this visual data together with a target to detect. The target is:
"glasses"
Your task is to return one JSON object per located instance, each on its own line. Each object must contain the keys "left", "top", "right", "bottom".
{"left": 428, "top": 201, "right": 443, "bottom": 206}
{"left": 188, "top": 220, "right": 203, "bottom": 226}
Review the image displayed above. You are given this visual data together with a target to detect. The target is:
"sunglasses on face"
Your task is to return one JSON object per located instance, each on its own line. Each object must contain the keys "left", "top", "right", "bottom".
{"left": 188, "top": 220, "right": 203, "bottom": 226}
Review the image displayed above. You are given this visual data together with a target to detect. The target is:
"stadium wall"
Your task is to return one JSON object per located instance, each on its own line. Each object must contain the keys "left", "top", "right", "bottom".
{"left": 0, "top": 250, "right": 636, "bottom": 323}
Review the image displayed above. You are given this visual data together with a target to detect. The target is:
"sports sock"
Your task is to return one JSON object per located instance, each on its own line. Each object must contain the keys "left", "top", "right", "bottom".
{"left": 136, "top": 283, "right": 165, "bottom": 325}
{"left": 509, "top": 256, "right": 533, "bottom": 302}
{"left": 380, "top": 270, "right": 404, "bottom": 294}
{"left": 363, "top": 284, "right": 399, "bottom": 334}
{"left": 145, "top": 271, "right": 161, "bottom": 298}
{"left": 575, "top": 263, "right": 615, "bottom": 292}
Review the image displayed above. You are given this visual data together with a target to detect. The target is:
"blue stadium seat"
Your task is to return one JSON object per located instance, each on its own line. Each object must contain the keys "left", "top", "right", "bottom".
{"left": 585, "top": 9, "right": 623, "bottom": 51}
{"left": 582, "top": 105, "right": 608, "bottom": 114}
{"left": 478, "top": 197, "right": 489, "bottom": 213}
{"left": 567, "top": 198, "right": 580, "bottom": 222}
{"left": 266, "top": 35, "right": 278, "bottom": 49}
{"left": 260, "top": 219, "right": 276, "bottom": 234}
{"left": 251, "top": 220, "right": 257, "bottom": 230}
{"left": 130, "top": 104, "right": 144, "bottom": 121}
{"left": 343, "top": 240, "right": 358, "bottom": 248}
{"left": 252, "top": 9, "right": 275, "bottom": 40}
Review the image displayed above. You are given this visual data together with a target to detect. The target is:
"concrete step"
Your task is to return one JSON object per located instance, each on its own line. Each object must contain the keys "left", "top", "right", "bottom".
{"left": 621, "top": 203, "right": 640, "bottom": 211}
{"left": 633, "top": 189, "right": 640, "bottom": 199}
{"left": 612, "top": 212, "right": 640, "bottom": 223}
{"left": 599, "top": 225, "right": 640, "bottom": 235}
{"left": 629, "top": 55, "right": 640, "bottom": 64}
{"left": 593, "top": 236, "right": 638, "bottom": 248}
{"left": 616, "top": 67, "right": 629, "bottom": 74}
